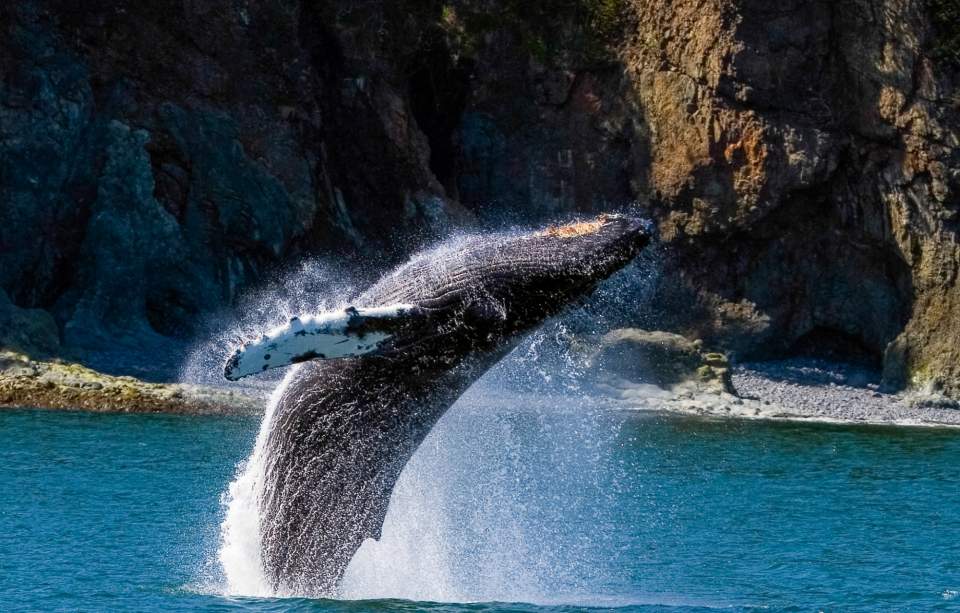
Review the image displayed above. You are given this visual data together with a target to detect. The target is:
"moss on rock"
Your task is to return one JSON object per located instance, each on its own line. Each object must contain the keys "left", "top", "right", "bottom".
{"left": 931, "top": 0, "right": 960, "bottom": 67}
{"left": 0, "top": 351, "right": 260, "bottom": 415}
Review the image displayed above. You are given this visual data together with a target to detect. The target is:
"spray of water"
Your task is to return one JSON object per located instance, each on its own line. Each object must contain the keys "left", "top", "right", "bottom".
{"left": 178, "top": 258, "right": 357, "bottom": 390}
{"left": 217, "top": 370, "right": 292, "bottom": 596}
{"left": 337, "top": 382, "right": 633, "bottom": 604}
{"left": 205, "top": 230, "right": 662, "bottom": 603}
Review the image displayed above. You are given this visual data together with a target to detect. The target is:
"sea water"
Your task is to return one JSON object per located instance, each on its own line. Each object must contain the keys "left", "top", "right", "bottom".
{"left": 1, "top": 397, "right": 959, "bottom": 612}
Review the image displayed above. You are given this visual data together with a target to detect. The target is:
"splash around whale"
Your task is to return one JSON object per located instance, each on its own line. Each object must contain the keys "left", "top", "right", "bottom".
{"left": 220, "top": 214, "right": 651, "bottom": 596}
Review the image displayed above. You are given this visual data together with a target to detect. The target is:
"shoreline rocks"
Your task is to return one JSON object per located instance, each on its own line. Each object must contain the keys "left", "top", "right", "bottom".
{"left": 581, "top": 327, "right": 734, "bottom": 396}
{"left": 0, "top": 351, "right": 261, "bottom": 415}
{"left": 577, "top": 329, "right": 960, "bottom": 427}
{"left": 3, "top": 321, "right": 959, "bottom": 427}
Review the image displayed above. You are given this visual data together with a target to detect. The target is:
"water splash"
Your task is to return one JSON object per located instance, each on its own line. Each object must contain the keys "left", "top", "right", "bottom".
{"left": 178, "top": 258, "right": 357, "bottom": 389}
{"left": 337, "top": 381, "right": 630, "bottom": 604}
{"left": 217, "top": 369, "right": 296, "bottom": 596}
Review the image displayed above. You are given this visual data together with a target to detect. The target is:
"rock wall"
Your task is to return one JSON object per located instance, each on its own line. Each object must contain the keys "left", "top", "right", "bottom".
{"left": 1, "top": 0, "right": 959, "bottom": 395}
{"left": 621, "top": 0, "right": 960, "bottom": 394}
{"left": 0, "top": 0, "right": 464, "bottom": 354}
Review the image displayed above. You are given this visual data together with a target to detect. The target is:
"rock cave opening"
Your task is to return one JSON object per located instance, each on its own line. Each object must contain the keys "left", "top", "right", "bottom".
{"left": 787, "top": 326, "right": 884, "bottom": 371}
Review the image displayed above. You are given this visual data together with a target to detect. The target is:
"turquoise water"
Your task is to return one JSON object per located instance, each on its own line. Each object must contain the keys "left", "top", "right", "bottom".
{"left": 2, "top": 404, "right": 959, "bottom": 612}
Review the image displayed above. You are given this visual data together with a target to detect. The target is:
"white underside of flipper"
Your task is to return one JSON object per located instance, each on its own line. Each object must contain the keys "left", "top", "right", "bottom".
{"left": 224, "top": 304, "right": 418, "bottom": 381}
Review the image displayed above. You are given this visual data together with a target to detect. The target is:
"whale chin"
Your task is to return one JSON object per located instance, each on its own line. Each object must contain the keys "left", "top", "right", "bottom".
{"left": 226, "top": 213, "right": 651, "bottom": 595}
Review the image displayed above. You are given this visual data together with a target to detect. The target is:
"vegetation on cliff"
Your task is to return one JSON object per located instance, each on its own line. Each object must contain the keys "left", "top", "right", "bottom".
{"left": 437, "top": 0, "right": 626, "bottom": 65}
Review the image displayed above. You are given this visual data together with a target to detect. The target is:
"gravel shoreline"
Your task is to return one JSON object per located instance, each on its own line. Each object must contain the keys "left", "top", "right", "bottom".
{"left": 4, "top": 347, "right": 960, "bottom": 427}
{"left": 610, "top": 358, "right": 960, "bottom": 428}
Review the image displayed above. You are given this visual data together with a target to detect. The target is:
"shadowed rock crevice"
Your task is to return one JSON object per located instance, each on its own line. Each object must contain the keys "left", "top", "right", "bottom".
{"left": 407, "top": 25, "right": 474, "bottom": 196}
{"left": 789, "top": 327, "right": 885, "bottom": 371}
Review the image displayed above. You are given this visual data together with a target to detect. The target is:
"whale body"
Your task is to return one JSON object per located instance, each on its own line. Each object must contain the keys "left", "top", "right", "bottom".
{"left": 227, "top": 214, "right": 650, "bottom": 595}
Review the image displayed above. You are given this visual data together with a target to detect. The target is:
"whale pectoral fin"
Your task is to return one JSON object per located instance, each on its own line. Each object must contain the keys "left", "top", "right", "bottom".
{"left": 223, "top": 304, "right": 427, "bottom": 381}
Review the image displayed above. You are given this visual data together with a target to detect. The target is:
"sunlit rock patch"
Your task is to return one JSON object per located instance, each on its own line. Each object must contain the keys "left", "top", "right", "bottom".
{"left": 0, "top": 351, "right": 259, "bottom": 414}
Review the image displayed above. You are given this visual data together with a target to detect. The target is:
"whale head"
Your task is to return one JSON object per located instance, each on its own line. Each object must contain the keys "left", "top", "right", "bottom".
{"left": 224, "top": 214, "right": 650, "bottom": 381}
{"left": 445, "top": 213, "right": 651, "bottom": 332}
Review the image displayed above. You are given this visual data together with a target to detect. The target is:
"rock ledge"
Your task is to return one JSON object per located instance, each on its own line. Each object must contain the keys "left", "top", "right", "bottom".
{"left": 0, "top": 351, "right": 260, "bottom": 415}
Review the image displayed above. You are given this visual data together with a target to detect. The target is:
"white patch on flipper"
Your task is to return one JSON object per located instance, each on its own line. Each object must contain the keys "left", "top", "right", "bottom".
{"left": 224, "top": 304, "right": 417, "bottom": 380}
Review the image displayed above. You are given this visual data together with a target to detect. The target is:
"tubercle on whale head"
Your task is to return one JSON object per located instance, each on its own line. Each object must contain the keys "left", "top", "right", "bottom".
{"left": 537, "top": 213, "right": 649, "bottom": 239}
{"left": 475, "top": 213, "right": 652, "bottom": 325}
{"left": 531, "top": 213, "right": 652, "bottom": 271}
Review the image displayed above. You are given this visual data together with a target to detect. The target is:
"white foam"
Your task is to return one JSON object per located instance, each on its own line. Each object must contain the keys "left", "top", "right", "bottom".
{"left": 217, "top": 369, "right": 298, "bottom": 596}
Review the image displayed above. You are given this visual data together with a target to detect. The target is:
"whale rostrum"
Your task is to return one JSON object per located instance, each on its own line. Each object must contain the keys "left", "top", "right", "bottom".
{"left": 224, "top": 214, "right": 651, "bottom": 596}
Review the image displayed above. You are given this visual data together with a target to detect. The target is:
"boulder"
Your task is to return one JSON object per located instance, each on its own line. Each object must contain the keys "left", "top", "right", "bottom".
{"left": 585, "top": 328, "right": 733, "bottom": 393}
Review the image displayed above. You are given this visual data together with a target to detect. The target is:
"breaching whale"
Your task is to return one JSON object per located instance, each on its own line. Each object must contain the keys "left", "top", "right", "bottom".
{"left": 224, "top": 214, "right": 650, "bottom": 595}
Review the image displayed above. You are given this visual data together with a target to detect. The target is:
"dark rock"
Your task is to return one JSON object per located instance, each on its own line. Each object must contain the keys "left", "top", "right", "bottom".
{"left": 0, "top": 289, "right": 60, "bottom": 357}
{"left": 0, "top": 0, "right": 462, "bottom": 361}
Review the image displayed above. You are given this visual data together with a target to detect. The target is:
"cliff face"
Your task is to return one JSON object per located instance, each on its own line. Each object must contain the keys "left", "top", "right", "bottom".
{"left": 624, "top": 0, "right": 960, "bottom": 394}
{"left": 1, "top": 1, "right": 959, "bottom": 394}
{"left": 0, "top": 0, "right": 463, "bottom": 355}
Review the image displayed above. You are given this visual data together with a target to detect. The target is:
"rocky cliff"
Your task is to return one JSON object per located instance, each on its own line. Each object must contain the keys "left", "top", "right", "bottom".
{"left": 1, "top": 1, "right": 958, "bottom": 395}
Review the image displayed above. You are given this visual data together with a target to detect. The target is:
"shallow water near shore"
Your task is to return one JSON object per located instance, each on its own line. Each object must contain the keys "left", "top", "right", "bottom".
{"left": 2, "top": 398, "right": 959, "bottom": 612}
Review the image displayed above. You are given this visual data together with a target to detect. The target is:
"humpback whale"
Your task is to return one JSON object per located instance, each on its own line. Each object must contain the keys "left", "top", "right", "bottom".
{"left": 225, "top": 214, "right": 650, "bottom": 595}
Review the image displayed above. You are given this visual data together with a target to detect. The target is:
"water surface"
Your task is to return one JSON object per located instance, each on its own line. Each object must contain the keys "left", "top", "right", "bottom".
{"left": 1, "top": 403, "right": 959, "bottom": 612}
